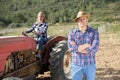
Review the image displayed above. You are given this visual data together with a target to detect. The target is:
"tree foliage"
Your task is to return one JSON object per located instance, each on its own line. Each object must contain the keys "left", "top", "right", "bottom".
{"left": 0, "top": 0, "right": 119, "bottom": 28}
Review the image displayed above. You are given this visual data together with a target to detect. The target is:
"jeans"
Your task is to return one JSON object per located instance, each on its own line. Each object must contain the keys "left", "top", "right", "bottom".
{"left": 72, "top": 64, "right": 96, "bottom": 80}
{"left": 37, "top": 37, "right": 47, "bottom": 50}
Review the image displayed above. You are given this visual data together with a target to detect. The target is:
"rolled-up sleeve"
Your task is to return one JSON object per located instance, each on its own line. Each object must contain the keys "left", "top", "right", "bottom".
{"left": 86, "top": 30, "right": 99, "bottom": 54}
{"left": 25, "top": 23, "right": 36, "bottom": 33}
{"left": 68, "top": 29, "right": 78, "bottom": 52}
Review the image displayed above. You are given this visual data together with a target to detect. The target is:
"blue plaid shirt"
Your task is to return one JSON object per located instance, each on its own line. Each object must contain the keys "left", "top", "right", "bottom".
{"left": 25, "top": 22, "right": 48, "bottom": 38}
{"left": 68, "top": 26, "right": 99, "bottom": 66}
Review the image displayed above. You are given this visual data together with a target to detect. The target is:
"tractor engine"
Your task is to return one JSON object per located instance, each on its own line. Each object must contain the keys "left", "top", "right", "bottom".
{"left": 0, "top": 36, "right": 40, "bottom": 78}
{"left": 5, "top": 50, "right": 38, "bottom": 73}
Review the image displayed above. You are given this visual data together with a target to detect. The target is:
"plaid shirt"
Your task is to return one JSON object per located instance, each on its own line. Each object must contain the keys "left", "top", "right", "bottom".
{"left": 25, "top": 22, "right": 48, "bottom": 38}
{"left": 68, "top": 26, "right": 99, "bottom": 66}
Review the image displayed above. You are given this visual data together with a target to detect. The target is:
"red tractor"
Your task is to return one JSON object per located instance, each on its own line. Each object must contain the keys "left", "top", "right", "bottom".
{"left": 0, "top": 35, "right": 71, "bottom": 80}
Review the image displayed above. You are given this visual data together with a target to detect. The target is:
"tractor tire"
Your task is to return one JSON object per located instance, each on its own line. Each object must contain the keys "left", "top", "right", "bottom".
{"left": 2, "top": 77, "right": 22, "bottom": 80}
{"left": 49, "top": 40, "right": 72, "bottom": 80}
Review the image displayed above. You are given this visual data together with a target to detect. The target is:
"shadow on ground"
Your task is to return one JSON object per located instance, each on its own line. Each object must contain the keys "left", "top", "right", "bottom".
{"left": 23, "top": 68, "right": 120, "bottom": 80}
{"left": 36, "top": 77, "right": 51, "bottom": 80}
{"left": 96, "top": 68, "right": 120, "bottom": 80}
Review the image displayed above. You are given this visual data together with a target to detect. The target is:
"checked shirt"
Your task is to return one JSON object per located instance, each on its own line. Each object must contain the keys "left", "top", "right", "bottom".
{"left": 68, "top": 26, "right": 99, "bottom": 66}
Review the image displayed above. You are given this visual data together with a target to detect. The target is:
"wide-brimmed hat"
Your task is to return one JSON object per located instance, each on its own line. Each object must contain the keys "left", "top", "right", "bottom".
{"left": 74, "top": 11, "right": 90, "bottom": 22}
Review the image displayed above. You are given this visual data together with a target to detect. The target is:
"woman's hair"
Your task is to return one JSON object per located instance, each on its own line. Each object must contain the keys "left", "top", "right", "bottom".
{"left": 36, "top": 11, "right": 46, "bottom": 22}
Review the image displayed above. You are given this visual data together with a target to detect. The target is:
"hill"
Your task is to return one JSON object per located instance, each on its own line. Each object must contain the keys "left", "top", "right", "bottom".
{"left": 0, "top": 0, "right": 120, "bottom": 28}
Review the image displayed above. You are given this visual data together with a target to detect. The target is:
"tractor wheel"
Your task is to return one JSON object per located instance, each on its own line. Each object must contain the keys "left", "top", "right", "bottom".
{"left": 49, "top": 40, "right": 72, "bottom": 80}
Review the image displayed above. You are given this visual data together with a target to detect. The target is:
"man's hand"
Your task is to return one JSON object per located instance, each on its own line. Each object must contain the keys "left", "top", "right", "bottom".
{"left": 78, "top": 44, "right": 91, "bottom": 53}
{"left": 70, "top": 41, "right": 76, "bottom": 46}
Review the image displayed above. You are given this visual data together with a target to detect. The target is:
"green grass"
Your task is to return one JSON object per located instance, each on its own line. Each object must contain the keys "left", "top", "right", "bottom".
{"left": 48, "top": 23, "right": 77, "bottom": 36}
{"left": 0, "top": 27, "right": 28, "bottom": 36}
{"left": 0, "top": 23, "right": 77, "bottom": 37}
{"left": 0, "top": 22, "right": 120, "bottom": 37}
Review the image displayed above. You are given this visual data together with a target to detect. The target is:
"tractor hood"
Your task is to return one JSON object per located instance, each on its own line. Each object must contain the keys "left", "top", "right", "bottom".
{"left": 0, "top": 36, "right": 36, "bottom": 53}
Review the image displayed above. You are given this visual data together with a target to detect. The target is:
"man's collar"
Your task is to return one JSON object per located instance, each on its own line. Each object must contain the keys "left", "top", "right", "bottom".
{"left": 77, "top": 26, "right": 90, "bottom": 33}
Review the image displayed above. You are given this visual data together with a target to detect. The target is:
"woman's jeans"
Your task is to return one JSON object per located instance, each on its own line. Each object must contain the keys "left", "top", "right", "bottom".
{"left": 37, "top": 37, "right": 47, "bottom": 50}
{"left": 72, "top": 64, "right": 96, "bottom": 80}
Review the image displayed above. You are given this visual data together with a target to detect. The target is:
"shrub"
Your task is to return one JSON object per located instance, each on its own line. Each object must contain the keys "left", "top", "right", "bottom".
{"left": 8, "top": 23, "right": 23, "bottom": 28}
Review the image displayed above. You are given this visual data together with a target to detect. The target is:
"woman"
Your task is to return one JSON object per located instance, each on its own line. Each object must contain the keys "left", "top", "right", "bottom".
{"left": 23, "top": 11, "right": 48, "bottom": 59}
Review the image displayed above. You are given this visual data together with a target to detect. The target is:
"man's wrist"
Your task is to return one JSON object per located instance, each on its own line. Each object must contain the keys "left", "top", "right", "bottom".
{"left": 86, "top": 48, "right": 91, "bottom": 53}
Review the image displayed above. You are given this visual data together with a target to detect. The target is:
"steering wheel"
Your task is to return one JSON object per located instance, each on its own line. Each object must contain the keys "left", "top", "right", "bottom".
{"left": 22, "top": 31, "right": 35, "bottom": 38}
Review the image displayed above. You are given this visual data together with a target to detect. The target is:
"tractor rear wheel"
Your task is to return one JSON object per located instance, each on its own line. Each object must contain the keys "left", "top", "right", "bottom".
{"left": 49, "top": 40, "right": 72, "bottom": 80}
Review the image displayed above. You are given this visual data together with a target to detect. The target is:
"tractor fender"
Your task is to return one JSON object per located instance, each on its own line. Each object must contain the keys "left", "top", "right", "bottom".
{"left": 41, "top": 36, "right": 67, "bottom": 64}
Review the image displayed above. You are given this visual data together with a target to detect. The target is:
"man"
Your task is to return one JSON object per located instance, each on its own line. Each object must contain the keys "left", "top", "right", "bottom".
{"left": 68, "top": 11, "right": 99, "bottom": 80}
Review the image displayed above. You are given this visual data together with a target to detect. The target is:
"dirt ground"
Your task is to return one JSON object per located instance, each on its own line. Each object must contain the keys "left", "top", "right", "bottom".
{"left": 36, "top": 71, "right": 51, "bottom": 80}
{"left": 37, "top": 33, "right": 120, "bottom": 80}
{"left": 96, "top": 33, "right": 120, "bottom": 80}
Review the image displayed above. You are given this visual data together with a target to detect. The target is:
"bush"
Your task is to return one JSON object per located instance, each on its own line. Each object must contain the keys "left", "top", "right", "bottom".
{"left": 0, "top": 21, "right": 5, "bottom": 27}
{"left": 12, "top": 13, "right": 27, "bottom": 23}
{"left": 8, "top": 23, "right": 24, "bottom": 28}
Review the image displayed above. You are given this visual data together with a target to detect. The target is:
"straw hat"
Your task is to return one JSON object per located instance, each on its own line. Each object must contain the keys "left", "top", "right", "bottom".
{"left": 74, "top": 11, "right": 90, "bottom": 22}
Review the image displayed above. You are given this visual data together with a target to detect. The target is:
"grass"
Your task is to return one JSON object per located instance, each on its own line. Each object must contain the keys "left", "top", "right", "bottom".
{"left": 0, "top": 22, "right": 120, "bottom": 36}
{"left": 0, "top": 23, "right": 77, "bottom": 37}
{"left": 48, "top": 23, "right": 77, "bottom": 36}
{"left": 0, "top": 27, "right": 27, "bottom": 36}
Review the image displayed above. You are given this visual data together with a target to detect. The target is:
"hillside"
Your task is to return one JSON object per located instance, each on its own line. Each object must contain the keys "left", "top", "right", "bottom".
{"left": 0, "top": 0, "right": 120, "bottom": 28}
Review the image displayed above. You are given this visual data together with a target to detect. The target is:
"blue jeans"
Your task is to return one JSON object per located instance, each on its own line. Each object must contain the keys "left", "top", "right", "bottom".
{"left": 72, "top": 64, "right": 96, "bottom": 80}
{"left": 37, "top": 37, "right": 47, "bottom": 50}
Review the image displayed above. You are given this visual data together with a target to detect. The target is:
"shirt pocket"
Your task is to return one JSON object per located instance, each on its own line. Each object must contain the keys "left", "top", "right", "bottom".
{"left": 84, "top": 36, "right": 92, "bottom": 44}
{"left": 74, "top": 38, "right": 79, "bottom": 42}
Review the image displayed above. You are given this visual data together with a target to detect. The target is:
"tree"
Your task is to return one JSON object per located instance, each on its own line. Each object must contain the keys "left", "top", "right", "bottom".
{"left": 13, "top": 13, "right": 27, "bottom": 23}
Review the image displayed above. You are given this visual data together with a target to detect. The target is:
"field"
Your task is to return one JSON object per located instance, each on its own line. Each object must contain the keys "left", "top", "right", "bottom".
{"left": 96, "top": 32, "right": 120, "bottom": 80}
{"left": 0, "top": 22, "right": 120, "bottom": 80}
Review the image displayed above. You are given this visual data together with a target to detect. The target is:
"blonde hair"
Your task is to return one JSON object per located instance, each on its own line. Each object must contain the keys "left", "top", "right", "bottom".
{"left": 36, "top": 11, "right": 46, "bottom": 23}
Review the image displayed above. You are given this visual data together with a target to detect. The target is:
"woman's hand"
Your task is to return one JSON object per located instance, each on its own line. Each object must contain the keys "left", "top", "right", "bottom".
{"left": 22, "top": 32, "right": 28, "bottom": 36}
{"left": 34, "top": 31, "right": 41, "bottom": 35}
